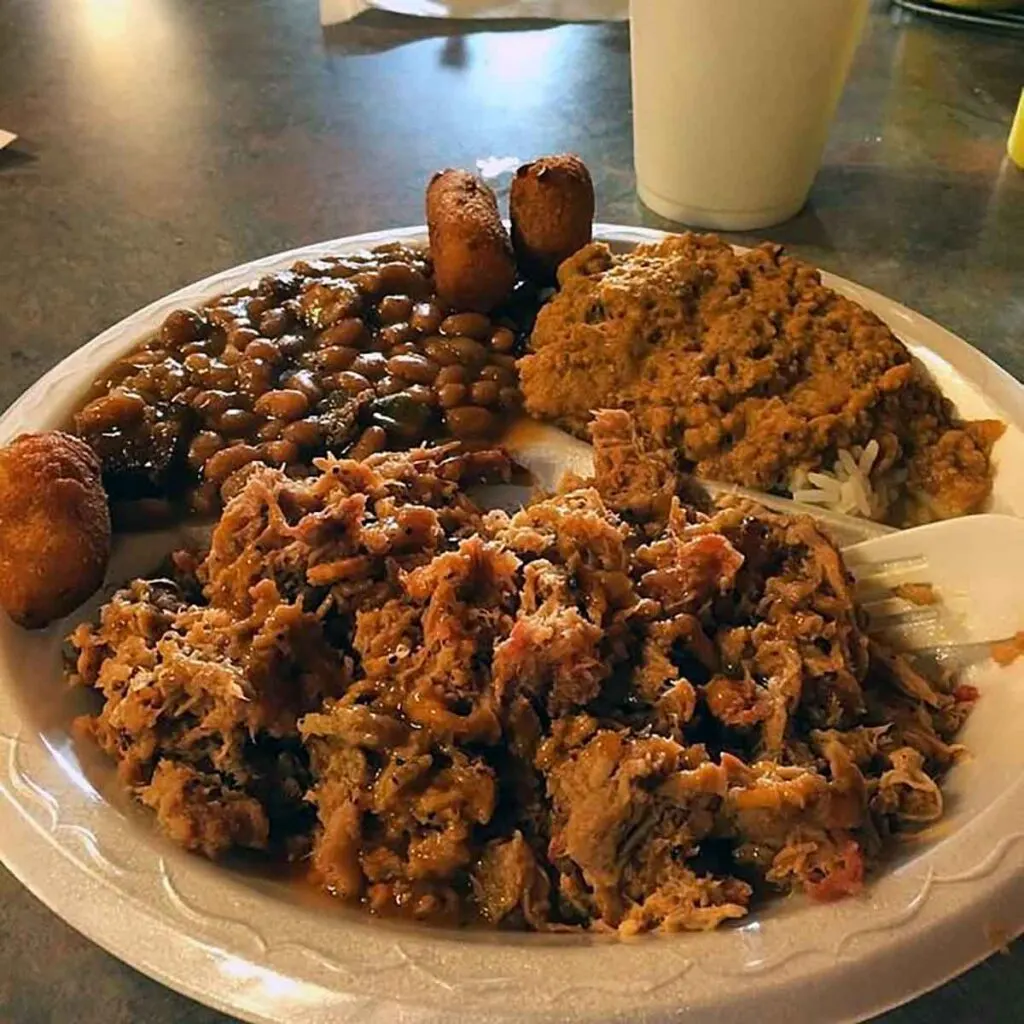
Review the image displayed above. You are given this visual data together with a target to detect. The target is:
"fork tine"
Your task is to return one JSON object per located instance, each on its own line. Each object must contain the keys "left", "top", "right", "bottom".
{"left": 867, "top": 617, "right": 950, "bottom": 652}
{"left": 866, "top": 605, "right": 942, "bottom": 632}
{"left": 847, "top": 554, "right": 929, "bottom": 582}
{"left": 847, "top": 544, "right": 946, "bottom": 646}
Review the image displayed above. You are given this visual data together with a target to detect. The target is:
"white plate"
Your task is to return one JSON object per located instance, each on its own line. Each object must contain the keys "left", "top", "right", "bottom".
{"left": 1, "top": 225, "right": 1022, "bottom": 1024}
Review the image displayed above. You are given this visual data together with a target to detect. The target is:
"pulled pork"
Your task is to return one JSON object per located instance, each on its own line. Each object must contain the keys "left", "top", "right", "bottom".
{"left": 70, "top": 413, "right": 972, "bottom": 932}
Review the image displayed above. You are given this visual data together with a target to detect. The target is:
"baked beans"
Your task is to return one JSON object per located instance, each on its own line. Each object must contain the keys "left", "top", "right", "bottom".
{"left": 71, "top": 243, "right": 538, "bottom": 518}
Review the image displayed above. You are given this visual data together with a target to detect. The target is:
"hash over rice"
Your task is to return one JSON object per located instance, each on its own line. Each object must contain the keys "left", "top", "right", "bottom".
{"left": 518, "top": 234, "right": 1004, "bottom": 526}
{"left": 69, "top": 411, "right": 974, "bottom": 932}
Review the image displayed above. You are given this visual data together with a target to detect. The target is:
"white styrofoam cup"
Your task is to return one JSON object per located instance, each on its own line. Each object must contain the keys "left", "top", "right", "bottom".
{"left": 630, "top": 0, "right": 870, "bottom": 230}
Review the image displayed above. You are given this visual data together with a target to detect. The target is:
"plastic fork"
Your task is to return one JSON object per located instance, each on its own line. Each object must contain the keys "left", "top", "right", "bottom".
{"left": 842, "top": 514, "right": 1024, "bottom": 660}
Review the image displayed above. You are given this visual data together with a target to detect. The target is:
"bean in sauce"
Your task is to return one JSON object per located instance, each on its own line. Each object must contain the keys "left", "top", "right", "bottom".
{"left": 161, "top": 309, "right": 207, "bottom": 347}
{"left": 387, "top": 353, "right": 439, "bottom": 385}
{"left": 349, "top": 425, "right": 388, "bottom": 461}
{"left": 409, "top": 302, "right": 443, "bottom": 335}
{"left": 258, "top": 307, "right": 292, "bottom": 338}
{"left": 205, "top": 444, "right": 261, "bottom": 485}
{"left": 437, "top": 383, "right": 467, "bottom": 409}
{"left": 469, "top": 381, "right": 501, "bottom": 407}
{"left": 332, "top": 371, "right": 374, "bottom": 397}
{"left": 319, "top": 318, "right": 368, "bottom": 350}
{"left": 351, "top": 351, "right": 388, "bottom": 381}
{"left": 435, "top": 365, "right": 468, "bottom": 386}
{"left": 439, "top": 312, "right": 492, "bottom": 341}
{"left": 445, "top": 406, "right": 498, "bottom": 439}
{"left": 254, "top": 389, "right": 310, "bottom": 420}
{"left": 282, "top": 418, "right": 323, "bottom": 448}
{"left": 317, "top": 346, "right": 359, "bottom": 372}
{"left": 378, "top": 295, "right": 414, "bottom": 325}
{"left": 375, "top": 374, "right": 406, "bottom": 397}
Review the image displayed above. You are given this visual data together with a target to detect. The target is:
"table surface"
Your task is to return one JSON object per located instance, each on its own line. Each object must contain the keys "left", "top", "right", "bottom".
{"left": 0, "top": 0, "right": 1022, "bottom": 1021}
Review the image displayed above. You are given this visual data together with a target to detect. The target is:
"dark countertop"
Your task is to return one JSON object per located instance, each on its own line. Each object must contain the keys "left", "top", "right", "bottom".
{"left": 0, "top": 1, "right": 1021, "bottom": 1021}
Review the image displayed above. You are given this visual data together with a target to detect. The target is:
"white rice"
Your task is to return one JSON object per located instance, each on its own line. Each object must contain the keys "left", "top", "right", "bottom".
{"left": 789, "top": 439, "right": 905, "bottom": 522}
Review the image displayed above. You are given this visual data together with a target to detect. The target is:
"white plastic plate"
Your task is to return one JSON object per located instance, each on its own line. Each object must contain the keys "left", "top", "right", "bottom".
{"left": 0, "top": 226, "right": 1022, "bottom": 1024}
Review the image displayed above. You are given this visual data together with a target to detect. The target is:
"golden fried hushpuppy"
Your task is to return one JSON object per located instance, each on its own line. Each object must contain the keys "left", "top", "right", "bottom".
{"left": 426, "top": 169, "right": 516, "bottom": 313}
{"left": 510, "top": 154, "right": 595, "bottom": 284}
{"left": 0, "top": 431, "right": 111, "bottom": 628}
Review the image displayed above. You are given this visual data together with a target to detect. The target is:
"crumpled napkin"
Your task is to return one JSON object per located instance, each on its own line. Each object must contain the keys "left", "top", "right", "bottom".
{"left": 320, "top": 0, "right": 627, "bottom": 25}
